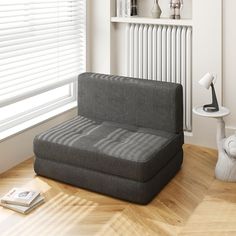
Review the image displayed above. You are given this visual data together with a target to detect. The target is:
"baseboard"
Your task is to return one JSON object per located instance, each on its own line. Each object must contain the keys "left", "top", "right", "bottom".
{"left": 226, "top": 126, "right": 236, "bottom": 136}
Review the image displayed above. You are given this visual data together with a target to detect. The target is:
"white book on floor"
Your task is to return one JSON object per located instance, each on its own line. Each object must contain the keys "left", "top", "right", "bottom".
{"left": 0, "top": 188, "right": 40, "bottom": 206}
{"left": 0, "top": 195, "right": 45, "bottom": 215}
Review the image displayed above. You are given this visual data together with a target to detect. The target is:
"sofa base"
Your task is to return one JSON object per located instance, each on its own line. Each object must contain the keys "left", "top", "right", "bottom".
{"left": 34, "top": 150, "right": 183, "bottom": 205}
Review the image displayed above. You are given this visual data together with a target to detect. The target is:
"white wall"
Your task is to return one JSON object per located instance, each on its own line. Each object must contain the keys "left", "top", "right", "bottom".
{"left": 185, "top": 0, "right": 222, "bottom": 148}
{"left": 88, "top": 0, "right": 227, "bottom": 149}
{"left": 88, "top": 0, "right": 193, "bottom": 73}
{"left": 223, "top": 0, "right": 236, "bottom": 136}
{"left": 0, "top": 109, "right": 77, "bottom": 174}
{"left": 1, "top": 0, "right": 236, "bottom": 173}
{"left": 88, "top": 0, "right": 112, "bottom": 73}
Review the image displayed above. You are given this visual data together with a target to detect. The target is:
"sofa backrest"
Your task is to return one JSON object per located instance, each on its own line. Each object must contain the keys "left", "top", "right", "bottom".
{"left": 78, "top": 73, "right": 183, "bottom": 134}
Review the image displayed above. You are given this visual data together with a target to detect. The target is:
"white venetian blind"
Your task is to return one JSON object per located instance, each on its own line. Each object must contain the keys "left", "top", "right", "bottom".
{"left": 0, "top": 0, "right": 86, "bottom": 107}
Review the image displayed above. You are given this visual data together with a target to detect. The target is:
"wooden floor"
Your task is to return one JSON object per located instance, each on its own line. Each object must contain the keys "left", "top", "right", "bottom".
{"left": 0, "top": 144, "right": 236, "bottom": 236}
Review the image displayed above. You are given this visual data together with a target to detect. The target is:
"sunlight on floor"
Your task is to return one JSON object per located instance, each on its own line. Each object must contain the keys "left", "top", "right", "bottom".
{"left": 1, "top": 192, "right": 98, "bottom": 236}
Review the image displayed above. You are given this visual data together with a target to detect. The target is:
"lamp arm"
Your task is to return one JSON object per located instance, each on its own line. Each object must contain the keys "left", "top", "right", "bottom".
{"left": 211, "top": 83, "right": 219, "bottom": 110}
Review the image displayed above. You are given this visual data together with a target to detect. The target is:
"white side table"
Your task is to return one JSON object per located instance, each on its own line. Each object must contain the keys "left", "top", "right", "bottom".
{"left": 193, "top": 106, "right": 236, "bottom": 182}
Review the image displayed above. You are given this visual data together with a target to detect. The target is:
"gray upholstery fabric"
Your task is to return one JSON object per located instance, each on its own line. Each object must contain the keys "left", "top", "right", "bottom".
{"left": 34, "top": 72, "right": 184, "bottom": 204}
{"left": 78, "top": 73, "right": 183, "bottom": 134}
{"left": 34, "top": 115, "right": 184, "bottom": 182}
{"left": 34, "top": 150, "right": 183, "bottom": 205}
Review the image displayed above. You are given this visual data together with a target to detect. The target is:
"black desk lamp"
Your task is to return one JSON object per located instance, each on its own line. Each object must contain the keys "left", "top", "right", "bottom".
{"left": 199, "top": 73, "right": 219, "bottom": 112}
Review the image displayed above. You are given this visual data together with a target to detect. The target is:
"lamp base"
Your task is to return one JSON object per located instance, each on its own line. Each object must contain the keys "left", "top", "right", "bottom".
{"left": 203, "top": 104, "right": 219, "bottom": 112}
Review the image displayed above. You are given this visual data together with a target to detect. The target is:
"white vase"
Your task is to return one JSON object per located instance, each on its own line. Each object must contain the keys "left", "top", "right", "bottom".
{"left": 151, "top": 0, "right": 162, "bottom": 18}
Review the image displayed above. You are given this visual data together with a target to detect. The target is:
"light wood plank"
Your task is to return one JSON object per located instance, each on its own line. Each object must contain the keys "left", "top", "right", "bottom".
{"left": 2, "top": 144, "right": 234, "bottom": 236}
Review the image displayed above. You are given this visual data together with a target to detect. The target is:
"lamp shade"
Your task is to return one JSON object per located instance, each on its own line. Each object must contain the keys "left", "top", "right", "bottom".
{"left": 199, "top": 73, "right": 214, "bottom": 90}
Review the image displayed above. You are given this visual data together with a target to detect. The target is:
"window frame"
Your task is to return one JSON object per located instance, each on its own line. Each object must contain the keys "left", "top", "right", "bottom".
{"left": 0, "top": 82, "right": 78, "bottom": 141}
{"left": 0, "top": 0, "right": 86, "bottom": 141}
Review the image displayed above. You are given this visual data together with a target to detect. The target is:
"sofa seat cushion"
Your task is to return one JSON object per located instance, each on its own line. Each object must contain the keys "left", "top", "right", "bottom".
{"left": 34, "top": 116, "right": 184, "bottom": 182}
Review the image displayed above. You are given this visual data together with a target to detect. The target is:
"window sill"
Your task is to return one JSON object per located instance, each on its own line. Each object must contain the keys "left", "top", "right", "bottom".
{"left": 0, "top": 101, "right": 77, "bottom": 142}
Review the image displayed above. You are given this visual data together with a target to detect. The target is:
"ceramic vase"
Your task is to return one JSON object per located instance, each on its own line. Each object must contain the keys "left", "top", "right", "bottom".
{"left": 151, "top": 0, "right": 162, "bottom": 18}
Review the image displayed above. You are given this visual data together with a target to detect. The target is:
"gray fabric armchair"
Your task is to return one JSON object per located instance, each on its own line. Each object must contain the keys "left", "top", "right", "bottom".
{"left": 34, "top": 73, "right": 184, "bottom": 204}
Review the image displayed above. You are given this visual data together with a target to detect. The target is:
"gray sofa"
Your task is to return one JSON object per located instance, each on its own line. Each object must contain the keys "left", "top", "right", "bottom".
{"left": 34, "top": 73, "right": 184, "bottom": 204}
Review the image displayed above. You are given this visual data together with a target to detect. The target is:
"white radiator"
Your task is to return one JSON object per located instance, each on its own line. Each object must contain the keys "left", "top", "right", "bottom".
{"left": 126, "top": 24, "right": 192, "bottom": 131}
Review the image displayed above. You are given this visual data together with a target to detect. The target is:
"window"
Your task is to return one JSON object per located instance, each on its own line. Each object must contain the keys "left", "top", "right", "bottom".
{"left": 0, "top": 0, "right": 86, "bottom": 140}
